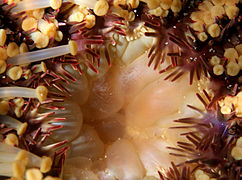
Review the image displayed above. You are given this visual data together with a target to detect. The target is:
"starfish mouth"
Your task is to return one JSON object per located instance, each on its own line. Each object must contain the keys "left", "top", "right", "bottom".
{"left": 59, "top": 39, "right": 203, "bottom": 179}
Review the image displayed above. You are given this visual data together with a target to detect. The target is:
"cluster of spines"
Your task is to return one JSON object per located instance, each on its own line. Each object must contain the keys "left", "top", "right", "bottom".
{"left": 158, "top": 162, "right": 191, "bottom": 180}
{"left": 141, "top": 0, "right": 241, "bottom": 88}
{"left": 165, "top": 90, "right": 242, "bottom": 180}
{"left": 0, "top": 0, "right": 129, "bottom": 178}
{"left": 69, "top": 13, "right": 126, "bottom": 72}
{"left": 0, "top": 1, "right": 79, "bottom": 179}
{"left": 137, "top": 1, "right": 242, "bottom": 178}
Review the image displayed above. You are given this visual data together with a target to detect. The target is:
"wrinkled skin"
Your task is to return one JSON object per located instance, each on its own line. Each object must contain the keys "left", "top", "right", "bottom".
{"left": 57, "top": 35, "right": 203, "bottom": 180}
